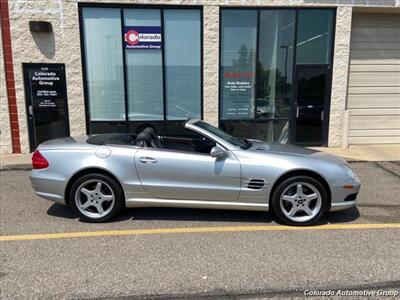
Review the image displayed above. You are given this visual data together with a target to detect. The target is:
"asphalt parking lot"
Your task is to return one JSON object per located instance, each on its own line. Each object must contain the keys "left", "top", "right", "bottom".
{"left": 1, "top": 162, "right": 400, "bottom": 299}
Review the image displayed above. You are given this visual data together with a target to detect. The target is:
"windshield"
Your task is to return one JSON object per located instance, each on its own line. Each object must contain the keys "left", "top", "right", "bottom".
{"left": 193, "top": 121, "right": 251, "bottom": 150}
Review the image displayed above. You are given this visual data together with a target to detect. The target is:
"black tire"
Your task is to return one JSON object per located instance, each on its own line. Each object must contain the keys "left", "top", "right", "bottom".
{"left": 69, "top": 173, "right": 124, "bottom": 223}
{"left": 271, "top": 176, "right": 328, "bottom": 226}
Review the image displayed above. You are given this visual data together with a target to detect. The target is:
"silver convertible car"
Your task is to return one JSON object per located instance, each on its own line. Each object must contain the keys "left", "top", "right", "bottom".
{"left": 30, "top": 119, "right": 361, "bottom": 226}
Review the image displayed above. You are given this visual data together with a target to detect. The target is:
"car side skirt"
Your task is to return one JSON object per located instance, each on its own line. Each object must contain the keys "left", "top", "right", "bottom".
{"left": 125, "top": 198, "right": 270, "bottom": 212}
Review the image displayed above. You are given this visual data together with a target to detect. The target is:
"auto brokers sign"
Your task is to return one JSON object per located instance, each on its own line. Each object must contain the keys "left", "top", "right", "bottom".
{"left": 124, "top": 26, "right": 162, "bottom": 49}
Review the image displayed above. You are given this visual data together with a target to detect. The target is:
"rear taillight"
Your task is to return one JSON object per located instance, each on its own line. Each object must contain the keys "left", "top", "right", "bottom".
{"left": 32, "top": 150, "right": 49, "bottom": 169}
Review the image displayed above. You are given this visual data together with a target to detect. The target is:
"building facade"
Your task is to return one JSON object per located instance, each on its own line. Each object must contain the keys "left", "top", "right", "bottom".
{"left": 1, "top": 0, "right": 399, "bottom": 154}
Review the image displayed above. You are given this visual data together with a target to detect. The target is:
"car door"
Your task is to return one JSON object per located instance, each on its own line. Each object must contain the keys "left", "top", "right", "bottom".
{"left": 134, "top": 147, "right": 241, "bottom": 201}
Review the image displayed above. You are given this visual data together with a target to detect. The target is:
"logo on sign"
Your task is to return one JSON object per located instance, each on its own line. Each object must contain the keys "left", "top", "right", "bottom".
{"left": 125, "top": 30, "right": 140, "bottom": 45}
{"left": 124, "top": 26, "right": 162, "bottom": 49}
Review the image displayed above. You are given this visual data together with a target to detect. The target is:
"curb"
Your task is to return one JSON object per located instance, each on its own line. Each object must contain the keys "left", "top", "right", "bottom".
{"left": 0, "top": 164, "right": 32, "bottom": 171}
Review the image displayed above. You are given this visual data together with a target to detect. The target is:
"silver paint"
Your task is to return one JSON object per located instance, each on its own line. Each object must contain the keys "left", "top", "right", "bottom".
{"left": 30, "top": 120, "right": 361, "bottom": 215}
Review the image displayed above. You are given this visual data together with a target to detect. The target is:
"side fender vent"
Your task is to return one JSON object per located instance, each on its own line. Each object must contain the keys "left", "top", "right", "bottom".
{"left": 247, "top": 179, "right": 266, "bottom": 190}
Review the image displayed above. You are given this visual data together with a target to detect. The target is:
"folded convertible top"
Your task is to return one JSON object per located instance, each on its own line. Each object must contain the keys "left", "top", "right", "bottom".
{"left": 86, "top": 134, "right": 137, "bottom": 146}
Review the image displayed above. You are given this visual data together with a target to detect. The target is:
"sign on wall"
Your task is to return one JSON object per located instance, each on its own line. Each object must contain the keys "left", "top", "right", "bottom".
{"left": 27, "top": 65, "right": 65, "bottom": 109}
{"left": 221, "top": 71, "right": 255, "bottom": 119}
{"left": 124, "top": 26, "right": 162, "bottom": 49}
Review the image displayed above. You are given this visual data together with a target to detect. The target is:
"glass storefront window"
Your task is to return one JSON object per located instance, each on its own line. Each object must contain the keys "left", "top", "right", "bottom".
{"left": 296, "top": 10, "right": 334, "bottom": 64}
{"left": 220, "top": 10, "right": 257, "bottom": 120}
{"left": 81, "top": 7, "right": 202, "bottom": 132}
{"left": 219, "top": 8, "right": 334, "bottom": 144}
{"left": 82, "top": 8, "right": 125, "bottom": 121}
{"left": 124, "top": 9, "right": 164, "bottom": 121}
{"left": 257, "top": 10, "right": 295, "bottom": 119}
{"left": 164, "top": 10, "right": 201, "bottom": 120}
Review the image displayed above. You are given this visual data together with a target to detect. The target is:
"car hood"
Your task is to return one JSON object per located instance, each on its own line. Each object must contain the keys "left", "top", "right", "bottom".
{"left": 246, "top": 142, "right": 344, "bottom": 163}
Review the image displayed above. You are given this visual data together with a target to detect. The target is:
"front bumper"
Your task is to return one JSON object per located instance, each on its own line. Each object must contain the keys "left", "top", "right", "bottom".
{"left": 329, "top": 180, "right": 361, "bottom": 212}
{"left": 330, "top": 200, "right": 357, "bottom": 212}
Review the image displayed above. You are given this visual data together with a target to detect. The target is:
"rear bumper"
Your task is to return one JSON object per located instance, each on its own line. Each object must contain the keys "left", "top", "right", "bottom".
{"left": 30, "top": 170, "right": 66, "bottom": 205}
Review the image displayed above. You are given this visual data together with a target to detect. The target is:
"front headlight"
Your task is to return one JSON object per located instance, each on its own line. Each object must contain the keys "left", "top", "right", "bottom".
{"left": 342, "top": 164, "right": 359, "bottom": 181}
{"left": 342, "top": 164, "right": 355, "bottom": 177}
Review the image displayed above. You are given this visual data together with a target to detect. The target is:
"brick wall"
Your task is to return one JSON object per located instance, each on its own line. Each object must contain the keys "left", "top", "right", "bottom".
{"left": 1, "top": 0, "right": 20, "bottom": 153}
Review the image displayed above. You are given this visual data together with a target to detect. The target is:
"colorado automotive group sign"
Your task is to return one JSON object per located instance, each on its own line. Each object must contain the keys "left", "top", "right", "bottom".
{"left": 124, "top": 26, "right": 162, "bottom": 49}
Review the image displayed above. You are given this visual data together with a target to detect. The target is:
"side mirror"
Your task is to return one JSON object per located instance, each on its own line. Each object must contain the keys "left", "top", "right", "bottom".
{"left": 210, "top": 146, "right": 226, "bottom": 159}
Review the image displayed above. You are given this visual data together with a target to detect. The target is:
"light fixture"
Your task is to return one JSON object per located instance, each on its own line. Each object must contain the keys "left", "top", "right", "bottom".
{"left": 29, "top": 21, "right": 52, "bottom": 33}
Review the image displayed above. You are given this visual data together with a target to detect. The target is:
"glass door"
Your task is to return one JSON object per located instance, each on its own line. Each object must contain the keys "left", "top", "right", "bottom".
{"left": 23, "top": 63, "right": 70, "bottom": 151}
{"left": 294, "top": 65, "right": 330, "bottom": 146}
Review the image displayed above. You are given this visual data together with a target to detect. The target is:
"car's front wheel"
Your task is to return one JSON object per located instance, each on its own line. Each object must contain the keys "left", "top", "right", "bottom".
{"left": 69, "top": 173, "right": 124, "bottom": 222}
{"left": 272, "top": 176, "right": 328, "bottom": 226}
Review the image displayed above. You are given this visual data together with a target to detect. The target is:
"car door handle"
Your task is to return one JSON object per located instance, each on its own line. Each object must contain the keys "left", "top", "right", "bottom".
{"left": 139, "top": 157, "right": 157, "bottom": 164}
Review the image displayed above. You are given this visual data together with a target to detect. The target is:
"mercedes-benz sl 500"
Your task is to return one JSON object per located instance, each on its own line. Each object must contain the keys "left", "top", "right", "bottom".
{"left": 30, "top": 120, "right": 360, "bottom": 226}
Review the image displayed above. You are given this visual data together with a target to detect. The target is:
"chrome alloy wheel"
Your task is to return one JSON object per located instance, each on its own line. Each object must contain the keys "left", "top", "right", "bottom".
{"left": 75, "top": 179, "right": 115, "bottom": 219}
{"left": 279, "top": 182, "right": 322, "bottom": 223}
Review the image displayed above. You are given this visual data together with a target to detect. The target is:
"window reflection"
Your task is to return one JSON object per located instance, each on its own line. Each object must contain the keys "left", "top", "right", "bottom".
{"left": 219, "top": 8, "right": 334, "bottom": 145}
{"left": 256, "top": 120, "right": 290, "bottom": 143}
{"left": 124, "top": 9, "right": 164, "bottom": 121}
{"left": 220, "top": 10, "right": 257, "bottom": 120}
{"left": 82, "top": 7, "right": 202, "bottom": 126}
{"left": 82, "top": 8, "right": 125, "bottom": 121}
{"left": 165, "top": 10, "right": 201, "bottom": 120}
{"left": 296, "top": 10, "right": 334, "bottom": 64}
{"left": 257, "top": 10, "right": 295, "bottom": 119}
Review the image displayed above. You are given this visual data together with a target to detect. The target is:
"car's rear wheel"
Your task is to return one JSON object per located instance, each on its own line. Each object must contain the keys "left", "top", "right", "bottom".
{"left": 69, "top": 173, "right": 124, "bottom": 222}
{"left": 272, "top": 176, "right": 328, "bottom": 226}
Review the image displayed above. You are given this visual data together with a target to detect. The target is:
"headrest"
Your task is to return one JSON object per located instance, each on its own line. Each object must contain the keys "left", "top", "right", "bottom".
{"left": 136, "top": 132, "right": 152, "bottom": 147}
{"left": 143, "top": 127, "right": 156, "bottom": 138}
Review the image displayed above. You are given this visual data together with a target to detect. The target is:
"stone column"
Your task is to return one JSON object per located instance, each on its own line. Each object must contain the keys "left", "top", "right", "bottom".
{"left": 328, "top": 6, "right": 353, "bottom": 147}
{"left": 202, "top": 5, "right": 219, "bottom": 126}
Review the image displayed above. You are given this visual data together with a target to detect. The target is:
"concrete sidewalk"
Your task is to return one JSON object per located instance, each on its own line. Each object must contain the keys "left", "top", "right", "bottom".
{"left": 1, "top": 144, "right": 399, "bottom": 170}
{"left": 311, "top": 144, "right": 400, "bottom": 162}
{"left": 1, "top": 153, "right": 33, "bottom": 170}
